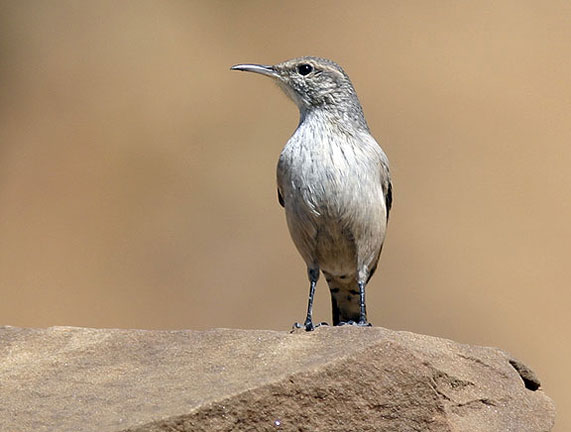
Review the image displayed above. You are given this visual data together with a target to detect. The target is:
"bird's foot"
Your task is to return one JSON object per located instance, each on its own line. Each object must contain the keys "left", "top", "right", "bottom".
{"left": 336, "top": 320, "right": 373, "bottom": 327}
{"left": 336, "top": 320, "right": 355, "bottom": 326}
{"left": 291, "top": 321, "right": 329, "bottom": 332}
{"left": 357, "top": 320, "right": 373, "bottom": 327}
{"left": 292, "top": 321, "right": 313, "bottom": 331}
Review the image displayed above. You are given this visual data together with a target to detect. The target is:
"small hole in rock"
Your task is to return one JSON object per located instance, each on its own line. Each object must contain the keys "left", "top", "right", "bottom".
{"left": 509, "top": 359, "right": 540, "bottom": 391}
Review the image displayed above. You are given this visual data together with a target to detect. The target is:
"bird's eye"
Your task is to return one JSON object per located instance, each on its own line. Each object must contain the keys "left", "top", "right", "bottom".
{"left": 297, "top": 64, "right": 313, "bottom": 76}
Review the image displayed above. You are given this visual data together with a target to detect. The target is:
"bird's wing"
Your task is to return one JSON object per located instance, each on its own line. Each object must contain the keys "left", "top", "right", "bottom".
{"left": 277, "top": 188, "right": 285, "bottom": 207}
{"left": 376, "top": 143, "right": 392, "bottom": 221}
{"left": 360, "top": 130, "right": 392, "bottom": 221}
{"left": 276, "top": 153, "right": 287, "bottom": 208}
{"left": 384, "top": 173, "right": 393, "bottom": 220}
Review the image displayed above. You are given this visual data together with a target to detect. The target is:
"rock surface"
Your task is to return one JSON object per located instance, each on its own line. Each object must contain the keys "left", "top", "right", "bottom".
{"left": 0, "top": 326, "right": 555, "bottom": 432}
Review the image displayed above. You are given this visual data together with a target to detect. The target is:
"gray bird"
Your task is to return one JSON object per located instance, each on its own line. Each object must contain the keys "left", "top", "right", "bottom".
{"left": 231, "top": 57, "right": 392, "bottom": 331}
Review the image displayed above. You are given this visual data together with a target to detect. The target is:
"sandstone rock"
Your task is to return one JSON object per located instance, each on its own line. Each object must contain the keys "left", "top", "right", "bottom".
{"left": 0, "top": 326, "right": 555, "bottom": 431}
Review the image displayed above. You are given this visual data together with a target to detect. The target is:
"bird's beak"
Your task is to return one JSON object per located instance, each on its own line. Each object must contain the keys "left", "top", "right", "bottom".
{"left": 230, "top": 63, "right": 279, "bottom": 78}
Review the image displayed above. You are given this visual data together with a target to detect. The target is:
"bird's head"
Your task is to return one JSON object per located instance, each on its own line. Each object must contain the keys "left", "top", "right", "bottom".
{"left": 231, "top": 56, "right": 366, "bottom": 128}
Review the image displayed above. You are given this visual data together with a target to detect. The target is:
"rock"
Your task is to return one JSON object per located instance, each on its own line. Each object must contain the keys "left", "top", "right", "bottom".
{"left": 0, "top": 326, "right": 555, "bottom": 432}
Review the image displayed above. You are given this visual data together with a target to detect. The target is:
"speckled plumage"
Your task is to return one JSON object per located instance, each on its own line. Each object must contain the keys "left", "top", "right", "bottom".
{"left": 232, "top": 57, "right": 392, "bottom": 329}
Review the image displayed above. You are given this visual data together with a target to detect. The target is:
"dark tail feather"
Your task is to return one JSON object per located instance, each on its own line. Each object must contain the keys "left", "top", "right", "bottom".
{"left": 326, "top": 276, "right": 362, "bottom": 325}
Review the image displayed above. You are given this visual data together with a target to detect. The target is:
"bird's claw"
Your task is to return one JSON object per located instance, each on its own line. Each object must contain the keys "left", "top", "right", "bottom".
{"left": 292, "top": 321, "right": 313, "bottom": 331}
{"left": 291, "top": 321, "right": 329, "bottom": 332}
{"left": 337, "top": 320, "right": 372, "bottom": 327}
{"left": 337, "top": 320, "right": 355, "bottom": 326}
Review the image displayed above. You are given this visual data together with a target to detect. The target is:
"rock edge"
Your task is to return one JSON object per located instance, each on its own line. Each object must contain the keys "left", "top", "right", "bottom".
{"left": 0, "top": 326, "right": 555, "bottom": 431}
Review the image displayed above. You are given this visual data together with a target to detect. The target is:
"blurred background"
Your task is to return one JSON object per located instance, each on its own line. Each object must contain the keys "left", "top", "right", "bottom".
{"left": 1, "top": 1, "right": 569, "bottom": 428}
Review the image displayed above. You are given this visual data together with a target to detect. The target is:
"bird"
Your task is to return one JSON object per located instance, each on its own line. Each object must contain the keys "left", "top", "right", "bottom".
{"left": 231, "top": 57, "right": 392, "bottom": 331}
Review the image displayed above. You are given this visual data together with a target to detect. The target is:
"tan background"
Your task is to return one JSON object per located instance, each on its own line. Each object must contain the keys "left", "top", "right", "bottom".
{"left": 1, "top": 1, "right": 569, "bottom": 428}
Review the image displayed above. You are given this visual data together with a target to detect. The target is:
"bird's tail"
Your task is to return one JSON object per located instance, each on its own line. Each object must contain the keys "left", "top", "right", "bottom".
{"left": 325, "top": 275, "right": 362, "bottom": 325}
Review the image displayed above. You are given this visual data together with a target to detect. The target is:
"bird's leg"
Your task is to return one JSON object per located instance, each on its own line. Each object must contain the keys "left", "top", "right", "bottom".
{"left": 293, "top": 268, "right": 320, "bottom": 331}
{"left": 303, "top": 279, "right": 317, "bottom": 331}
{"left": 357, "top": 281, "right": 372, "bottom": 327}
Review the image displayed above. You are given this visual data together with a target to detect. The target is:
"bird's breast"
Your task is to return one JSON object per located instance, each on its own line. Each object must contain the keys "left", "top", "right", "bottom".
{"left": 277, "top": 120, "right": 384, "bottom": 220}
